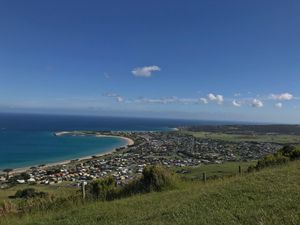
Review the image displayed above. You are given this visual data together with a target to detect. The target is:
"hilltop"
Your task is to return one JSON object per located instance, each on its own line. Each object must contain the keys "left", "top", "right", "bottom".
{"left": 1, "top": 160, "right": 299, "bottom": 225}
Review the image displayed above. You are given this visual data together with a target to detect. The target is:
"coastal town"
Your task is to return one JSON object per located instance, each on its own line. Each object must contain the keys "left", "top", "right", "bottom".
{"left": 0, "top": 130, "right": 283, "bottom": 188}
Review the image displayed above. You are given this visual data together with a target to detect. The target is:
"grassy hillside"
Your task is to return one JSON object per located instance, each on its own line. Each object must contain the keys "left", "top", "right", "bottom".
{"left": 1, "top": 161, "right": 299, "bottom": 225}
{"left": 0, "top": 184, "right": 76, "bottom": 202}
{"left": 173, "top": 161, "right": 256, "bottom": 180}
{"left": 182, "top": 130, "right": 300, "bottom": 144}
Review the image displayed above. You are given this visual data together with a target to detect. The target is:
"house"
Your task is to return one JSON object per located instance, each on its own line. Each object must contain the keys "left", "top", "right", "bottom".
{"left": 27, "top": 178, "right": 36, "bottom": 183}
{"left": 17, "top": 179, "right": 26, "bottom": 184}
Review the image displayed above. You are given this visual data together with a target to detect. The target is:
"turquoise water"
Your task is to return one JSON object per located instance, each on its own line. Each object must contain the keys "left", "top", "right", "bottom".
{"left": 0, "top": 113, "right": 236, "bottom": 170}
{"left": 0, "top": 131, "right": 127, "bottom": 170}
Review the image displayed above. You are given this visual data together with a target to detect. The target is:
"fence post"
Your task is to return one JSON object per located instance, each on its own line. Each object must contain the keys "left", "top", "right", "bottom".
{"left": 82, "top": 181, "right": 87, "bottom": 200}
{"left": 238, "top": 165, "right": 242, "bottom": 175}
{"left": 202, "top": 172, "right": 206, "bottom": 183}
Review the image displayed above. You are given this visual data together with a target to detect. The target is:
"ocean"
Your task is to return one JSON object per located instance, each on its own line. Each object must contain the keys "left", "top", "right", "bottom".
{"left": 0, "top": 113, "right": 232, "bottom": 170}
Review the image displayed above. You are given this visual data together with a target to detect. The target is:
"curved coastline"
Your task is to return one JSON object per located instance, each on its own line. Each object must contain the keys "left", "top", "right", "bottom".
{"left": 6, "top": 132, "right": 134, "bottom": 174}
{"left": 54, "top": 131, "right": 134, "bottom": 146}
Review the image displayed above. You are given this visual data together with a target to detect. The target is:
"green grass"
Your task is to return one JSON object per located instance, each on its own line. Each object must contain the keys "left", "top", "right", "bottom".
{"left": 182, "top": 131, "right": 300, "bottom": 144}
{"left": 174, "top": 161, "right": 256, "bottom": 180}
{"left": 1, "top": 161, "right": 299, "bottom": 225}
{"left": 0, "top": 184, "right": 76, "bottom": 202}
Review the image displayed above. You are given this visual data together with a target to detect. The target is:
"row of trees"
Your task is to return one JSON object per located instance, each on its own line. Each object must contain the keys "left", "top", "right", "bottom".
{"left": 248, "top": 145, "right": 300, "bottom": 172}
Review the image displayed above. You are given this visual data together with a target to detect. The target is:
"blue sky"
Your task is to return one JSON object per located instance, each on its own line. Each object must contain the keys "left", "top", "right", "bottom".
{"left": 0, "top": 0, "right": 300, "bottom": 123}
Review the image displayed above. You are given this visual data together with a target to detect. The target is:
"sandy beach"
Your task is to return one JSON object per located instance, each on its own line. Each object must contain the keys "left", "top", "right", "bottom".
{"left": 6, "top": 133, "right": 134, "bottom": 175}
{"left": 95, "top": 134, "right": 134, "bottom": 146}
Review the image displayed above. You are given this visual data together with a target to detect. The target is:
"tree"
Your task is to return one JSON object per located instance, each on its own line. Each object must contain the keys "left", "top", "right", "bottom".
{"left": 3, "top": 169, "right": 13, "bottom": 180}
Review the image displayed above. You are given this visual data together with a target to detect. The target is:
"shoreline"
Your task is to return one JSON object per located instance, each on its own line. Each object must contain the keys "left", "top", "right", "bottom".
{"left": 55, "top": 131, "right": 134, "bottom": 147}
{"left": 2, "top": 133, "right": 134, "bottom": 175}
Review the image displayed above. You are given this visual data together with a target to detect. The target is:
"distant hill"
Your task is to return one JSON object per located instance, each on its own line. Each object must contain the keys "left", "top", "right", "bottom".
{"left": 185, "top": 124, "right": 300, "bottom": 135}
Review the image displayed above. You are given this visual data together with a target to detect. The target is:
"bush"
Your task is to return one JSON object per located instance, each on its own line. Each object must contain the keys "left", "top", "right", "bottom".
{"left": 248, "top": 149, "right": 290, "bottom": 172}
{"left": 14, "top": 188, "right": 48, "bottom": 199}
{"left": 140, "top": 165, "right": 176, "bottom": 192}
{"left": 87, "top": 177, "right": 118, "bottom": 201}
{"left": 258, "top": 154, "right": 289, "bottom": 169}
{"left": 291, "top": 148, "right": 300, "bottom": 160}
{"left": 116, "top": 166, "right": 177, "bottom": 199}
{"left": 278, "top": 145, "right": 300, "bottom": 160}
{"left": 118, "top": 179, "right": 141, "bottom": 197}
{"left": 87, "top": 166, "right": 177, "bottom": 201}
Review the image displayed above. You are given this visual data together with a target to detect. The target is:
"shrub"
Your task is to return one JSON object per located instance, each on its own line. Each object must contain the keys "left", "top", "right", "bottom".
{"left": 118, "top": 178, "right": 141, "bottom": 197}
{"left": 257, "top": 154, "right": 289, "bottom": 169}
{"left": 291, "top": 148, "right": 300, "bottom": 160}
{"left": 248, "top": 149, "right": 290, "bottom": 172}
{"left": 88, "top": 166, "right": 177, "bottom": 201}
{"left": 87, "top": 177, "right": 118, "bottom": 201}
{"left": 116, "top": 166, "right": 177, "bottom": 199}
{"left": 278, "top": 145, "right": 300, "bottom": 160}
{"left": 140, "top": 165, "right": 176, "bottom": 192}
{"left": 14, "top": 188, "right": 48, "bottom": 199}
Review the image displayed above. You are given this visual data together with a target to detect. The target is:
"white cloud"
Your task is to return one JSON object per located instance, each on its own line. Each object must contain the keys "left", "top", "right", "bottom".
{"left": 207, "top": 93, "right": 217, "bottom": 101}
{"left": 134, "top": 96, "right": 210, "bottom": 105}
{"left": 275, "top": 102, "right": 283, "bottom": 108}
{"left": 132, "top": 65, "right": 161, "bottom": 77}
{"left": 104, "top": 93, "right": 124, "bottom": 103}
{"left": 138, "top": 95, "right": 210, "bottom": 105}
{"left": 251, "top": 99, "right": 264, "bottom": 108}
{"left": 116, "top": 96, "right": 124, "bottom": 102}
{"left": 199, "top": 98, "right": 208, "bottom": 104}
{"left": 104, "top": 91, "right": 299, "bottom": 109}
{"left": 269, "top": 93, "right": 293, "bottom": 101}
{"left": 207, "top": 93, "right": 224, "bottom": 104}
{"left": 178, "top": 98, "right": 197, "bottom": 104}
{"left": 105, "top": 93, "right": 118, "bottom": 97}
{"left": 232, "top": 100, "right": 242, "bottom": 107}
{"left": 137, "top": 97, "right": 177, "bottom": 104}
{"left": 215, "top": 95, "right": 224, "bottom": 104}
